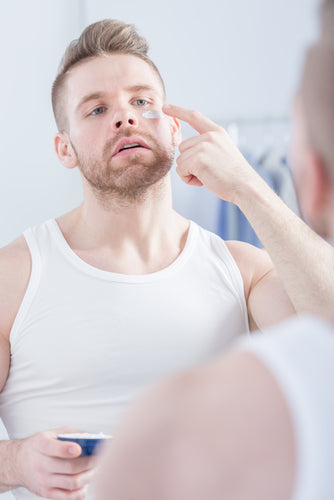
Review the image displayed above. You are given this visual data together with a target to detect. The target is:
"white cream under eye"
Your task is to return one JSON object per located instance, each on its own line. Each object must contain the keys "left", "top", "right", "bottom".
{"left": 142, "top": 110, "right": 166, "bottom": 119}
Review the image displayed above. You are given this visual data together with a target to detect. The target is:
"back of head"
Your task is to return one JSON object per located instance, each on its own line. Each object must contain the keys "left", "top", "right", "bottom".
{"left": 52, "top": 19, "right": 164, "bottom": 132}
{"left": 300, "top": 41, "right": 334, "bottom": 179}
{"left": 300, "top": 0, "right": 334, "bottom": 179}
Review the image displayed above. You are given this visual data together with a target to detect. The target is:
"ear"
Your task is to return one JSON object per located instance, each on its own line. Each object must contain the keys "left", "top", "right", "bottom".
{"left": 169, "top": 117, "right": 182, "bottom": 147}
{"left": 304, "top": 150, "right": 331, "bottom": 217}
{"left": 54, "top": 133, "right": 78, "bottom": 169}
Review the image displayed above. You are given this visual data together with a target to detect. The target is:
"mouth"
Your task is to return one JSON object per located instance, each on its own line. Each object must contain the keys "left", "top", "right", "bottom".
{"left": 113, "top": 137, "right": 150, "bottom": 157}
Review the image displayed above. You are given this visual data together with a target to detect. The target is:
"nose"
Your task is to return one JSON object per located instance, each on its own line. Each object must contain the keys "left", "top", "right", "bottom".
{"left": 113, "top": 110, "right": 139, "bottom": 130}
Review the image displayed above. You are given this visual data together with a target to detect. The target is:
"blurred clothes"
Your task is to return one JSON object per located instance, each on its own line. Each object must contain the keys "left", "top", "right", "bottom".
{"left": 238, "top": 315, "right": 334, "bottom": 500}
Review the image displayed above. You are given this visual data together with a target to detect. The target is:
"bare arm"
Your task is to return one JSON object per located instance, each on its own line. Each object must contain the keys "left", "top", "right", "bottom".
{"left": 0, "top": 237, "right": 26, "bottom": 493}
{"left": 0, "top": 238, "right": 96, "bottom": 499}
{"left": 163, "top": 104, "right": 334, "bottom": 322}
{"left": 0, "top": 332, "right": 10, "bottom": 400}
{"left": 95, "top": 350, "right": 295, "bottom": 500}
{"left": 235, "top": 178, "right": 334, "bottom": 321}
{"left": 226, "top": 241, "right": 295, "bottom": 330}
{"left": 0, "top": 332, "right": 13, "bottom": 493}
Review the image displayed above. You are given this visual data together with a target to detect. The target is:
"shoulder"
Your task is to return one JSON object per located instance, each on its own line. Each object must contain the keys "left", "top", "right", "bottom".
{"left": 0, "top": 235, "right": 32, "bottom": 339}
{"left": 193, "top": 227, "right": 275, "bottom": 293}
{"left": 180, "top": 349, "right": 295, "bottom": 499}
{"left": 225, "top": 240, "right": 274, "bottom": 298}
{"left": 0, "top": 235, "right": 31, "bottom": 273}
{"left": 193, "top": 224, "right": 235, "bottom": 256}
{"left": 237, "top": 315, "right": 334, "bottom": 498}
{"left": 225, "top": 240, "right": 271, "bottom": 267}
{"left": 195, "top": 231, "right": 272, "bottom": 274}
{"left": 237, "top": 315, "right": 334, "bottom": 435}
{"left": 116, "top": 348, "right": 295, "bottom": 500}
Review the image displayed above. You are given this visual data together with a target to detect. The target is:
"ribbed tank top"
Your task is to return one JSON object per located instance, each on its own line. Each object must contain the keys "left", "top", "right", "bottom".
{"left": 0, "top": 219, "right": 249, "bottom": 499}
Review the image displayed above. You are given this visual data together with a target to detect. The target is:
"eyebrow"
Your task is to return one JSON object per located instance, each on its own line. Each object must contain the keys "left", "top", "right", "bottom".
{"left": 75, "top": 85, "right": 159, "bottom": 113}
{"left": 76, "top": 91, "right": 109, "bottom": 113}
{"left": 125, "top": 84, "right": 158, "bottom": 94}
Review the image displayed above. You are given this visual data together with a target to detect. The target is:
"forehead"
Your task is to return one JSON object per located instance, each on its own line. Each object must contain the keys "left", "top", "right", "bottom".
{"left": 65, "top": 54, "right": 164, "bottom": 106}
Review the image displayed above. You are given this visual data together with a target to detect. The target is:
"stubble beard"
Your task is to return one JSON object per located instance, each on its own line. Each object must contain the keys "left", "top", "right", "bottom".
{"left": 72, "top": 131, "right": 175, "bottom": 206}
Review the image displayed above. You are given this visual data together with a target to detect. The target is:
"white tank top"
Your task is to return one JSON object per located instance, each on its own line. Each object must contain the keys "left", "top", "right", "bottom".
{"left": 238, "top": 315, "right": 334, "bottom": 500}
{"left": 0, "top": 218, "right": 248, "bottom": 499}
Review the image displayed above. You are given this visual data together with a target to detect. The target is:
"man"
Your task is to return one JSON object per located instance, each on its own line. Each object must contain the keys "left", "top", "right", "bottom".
{"left": 95, "top": 3, "right": 334, "bottom": 500}
{"left": 0, "top": 16, "right": 328, "bottom": 500}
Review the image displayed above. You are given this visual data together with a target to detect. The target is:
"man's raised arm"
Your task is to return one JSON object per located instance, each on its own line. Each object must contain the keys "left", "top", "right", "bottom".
{"left": 163, "top": 103, "right": 334, "bottom": 322}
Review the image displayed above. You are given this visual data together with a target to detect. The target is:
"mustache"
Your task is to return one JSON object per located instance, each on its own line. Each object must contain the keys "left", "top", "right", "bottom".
{"left": 103, "top": 128, "right": 157, "bottom": 157}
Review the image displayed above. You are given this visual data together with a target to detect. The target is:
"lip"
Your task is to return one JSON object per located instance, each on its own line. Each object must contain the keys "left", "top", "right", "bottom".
{"left": 112, "top": 136, "right": 150, "bottom": 157}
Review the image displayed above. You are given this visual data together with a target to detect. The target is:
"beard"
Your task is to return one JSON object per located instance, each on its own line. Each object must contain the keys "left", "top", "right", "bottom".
{"left": 71, "top": 129, "right": 175, "bottom": 204}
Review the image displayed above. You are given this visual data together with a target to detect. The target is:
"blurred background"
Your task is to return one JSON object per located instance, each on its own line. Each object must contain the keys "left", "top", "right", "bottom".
{"left": 0, "top": 0, "right": 319, "bottom": 497}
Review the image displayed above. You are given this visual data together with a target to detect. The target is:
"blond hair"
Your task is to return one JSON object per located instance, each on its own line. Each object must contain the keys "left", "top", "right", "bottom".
{"left": 52, "top": 19, "right": 165, "bottom": 132}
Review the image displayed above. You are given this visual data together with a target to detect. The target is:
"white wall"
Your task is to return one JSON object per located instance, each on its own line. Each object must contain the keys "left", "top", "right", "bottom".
{"left": 0, "top": 4, "right": 83, "bottom": 498}
{"left": 0, "top": 0, "right": 84, "bottom": 248}
{"left": 0, "top": 1, "right": 320, "bottom": 498}
{"left": 0, "top": 0, "right": 320, "bottom": 246}
{"left": 84, "top": 0, "right": 319, "bottom": 120}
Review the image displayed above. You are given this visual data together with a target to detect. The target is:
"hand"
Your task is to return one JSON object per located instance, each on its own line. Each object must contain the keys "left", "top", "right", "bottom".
{"left": 15, "top": 427, "right": 97, "bottom": 500}
{"left": 163, "top": 104, "right": 260, "bottom": 204}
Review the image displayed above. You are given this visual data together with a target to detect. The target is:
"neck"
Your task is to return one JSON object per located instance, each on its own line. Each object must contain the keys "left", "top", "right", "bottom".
{"left": 57, "top": 174, "right": 189, "bottom": 274}
{"left": 79, "top": 174, "right": 174, "bottom": 241}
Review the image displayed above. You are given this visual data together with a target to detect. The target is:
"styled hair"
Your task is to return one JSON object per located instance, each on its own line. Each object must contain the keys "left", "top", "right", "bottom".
{"left": 300, "top": 41, "right": 334, "bottom": 178}
{"left": 52, "top": 19, "right": 165, "bottom": 132}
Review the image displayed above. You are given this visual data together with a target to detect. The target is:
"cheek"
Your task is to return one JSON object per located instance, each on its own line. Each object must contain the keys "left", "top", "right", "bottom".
{"left": 71, "top": 126, "right": 101, "bottom": 154}
{"left": 290, "top": 130, "right": 306, "bottom": 181}
{"left": 158, "top": 121, "right": 177, "bottom": 146}
{"left": 142, "top": 120, "right": 174, "bottom": 145}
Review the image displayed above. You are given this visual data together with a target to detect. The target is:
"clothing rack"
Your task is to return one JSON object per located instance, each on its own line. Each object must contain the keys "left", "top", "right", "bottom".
{"left": 214, "top": 115, "right": 297, "bottom": 246}
{"left": 218, "top": 115, "right": 289, "bottom": 125}
{"left": 218, "top": 116, "right": 291, "bottom": 157}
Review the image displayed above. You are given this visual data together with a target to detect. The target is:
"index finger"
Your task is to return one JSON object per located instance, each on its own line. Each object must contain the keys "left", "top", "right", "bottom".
{"left": 163, "top": 104, "right": 221, "bottom": 134}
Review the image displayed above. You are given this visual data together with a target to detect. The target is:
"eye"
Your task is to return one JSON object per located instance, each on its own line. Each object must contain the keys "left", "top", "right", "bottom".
{"left": 91, "top": 106, "right": 106, "bottom": 116}
{"left": 133, "top": 99, "right": 149, "bottom": 107}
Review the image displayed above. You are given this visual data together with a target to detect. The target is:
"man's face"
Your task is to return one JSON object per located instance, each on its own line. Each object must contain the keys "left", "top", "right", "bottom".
{"left": 290, "top": 95, "right": 331, "bottom": 238}
{"left": 61, "top": 54, "right": 180, "bottom": 202}
{"left": 290, "top": 97, "right": 309, "bottom": 207}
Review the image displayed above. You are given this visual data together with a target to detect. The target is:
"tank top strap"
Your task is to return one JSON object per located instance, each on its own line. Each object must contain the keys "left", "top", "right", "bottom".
{"left": 9, "top": 227, "right": 42, "bottom": 346}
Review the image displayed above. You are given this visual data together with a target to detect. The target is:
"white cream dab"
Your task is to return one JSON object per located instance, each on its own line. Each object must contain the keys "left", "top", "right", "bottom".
{"left": 142, "top": 110, "right": 166, "bottom": 119}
